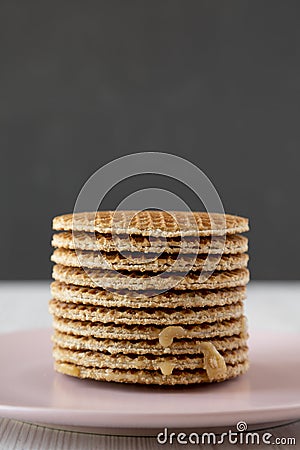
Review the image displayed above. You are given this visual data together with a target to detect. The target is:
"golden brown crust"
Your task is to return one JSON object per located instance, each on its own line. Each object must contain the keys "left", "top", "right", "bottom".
{"left": 53, "top": 211, "right": 249, "bottom": 237}
{"left": 53, "top": 345, "right": 248, "bottom": 372}
{"left": 49, "top": 298, "right": 244, "bottom": 325}
{"left": 50, "top": 281, "right": 247, "bottom": 308}
{"left": 52, "top": 264, "right": 250, "bottom": 290}
{"left": 52, "top": 231, "right": 248, "bottom": 254}
{"left": 52, "top": 330, "right": 249, "bottom": 355}
{"left": 54, "top": 360, "right": 249, "bottom": 384}
{"left": 52, "top": 316, "right": 248, "bottom": 341}
{"left": 51, "top": 248, "right": 249, "bottom": 272}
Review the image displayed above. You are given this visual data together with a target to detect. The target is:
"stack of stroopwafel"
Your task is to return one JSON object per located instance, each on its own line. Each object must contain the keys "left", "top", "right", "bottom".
{"left": 50, "top": 210, "right": 250, "bottom": 385}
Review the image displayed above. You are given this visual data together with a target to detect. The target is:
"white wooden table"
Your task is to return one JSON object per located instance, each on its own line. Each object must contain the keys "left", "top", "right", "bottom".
{"left": 0, "top": 281, "right": 299, "bottom": 449}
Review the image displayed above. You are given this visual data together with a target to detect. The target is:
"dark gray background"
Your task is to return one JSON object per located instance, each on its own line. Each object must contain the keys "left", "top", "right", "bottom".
{"left": 1, "top": 0, "right": 300, "bottom": 280}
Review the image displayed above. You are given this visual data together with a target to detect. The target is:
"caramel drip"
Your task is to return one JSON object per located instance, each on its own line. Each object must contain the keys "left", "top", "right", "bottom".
{"left": 159, "top": 326, "right": 186, "bottom": 348}
{"left": 199, "top": 342, "right": 227, "bottom": 380}
{"left": 59, "top": 362, "right": 80, "bottom": 377}
{"left": 240, "top": 316, "right": 248, "bottom": 339}
{"left": 157, "top": 326, "right": 227, "bottom": 380}
{"left": 158, "top": 362, "right": 176, "bottom": 376}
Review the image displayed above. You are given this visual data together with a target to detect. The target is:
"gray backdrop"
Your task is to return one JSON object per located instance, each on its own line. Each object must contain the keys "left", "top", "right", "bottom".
{"left": 1, "top": 0, "right": 300, "bottom": 280}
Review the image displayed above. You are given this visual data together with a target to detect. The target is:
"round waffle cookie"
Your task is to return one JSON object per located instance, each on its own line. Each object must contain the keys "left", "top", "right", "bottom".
{"left": 50, "top": 281, "right": 246, "bottom": 308}
{"left": 49, "top": 299, "right": 244, "bottom": 325}
{"left": 53, "top": 211, "right": 249, "bottom": 237}
{"left": 53, "top": 345, "right": 248, "bottom": 373}
{"left": 51, "top": 248, "right": 249, "bottom": 272}
{"left": 52, "top": 231, "right": 248, "bottom": 255}
{"left": 54, "top": 361, "right": 249, "bottom": 385}
{"left": 52, "top": 264, "right": 250, "bottom": 291}
{"left": 52, "top": 330, "right": 249, "bottom": 355}
{"left": 50, "top": 210, "right": 250, "bottom": 385}
{"left": 52, "top": 316, "right": 248, "bottom": 341}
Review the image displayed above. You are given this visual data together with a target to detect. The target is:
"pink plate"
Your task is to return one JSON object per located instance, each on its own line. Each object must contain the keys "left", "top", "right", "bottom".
{"left": 0, "top": 329, "right": 299, "bottom": 431}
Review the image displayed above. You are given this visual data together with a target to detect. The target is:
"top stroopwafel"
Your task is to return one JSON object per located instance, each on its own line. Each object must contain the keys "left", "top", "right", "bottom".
{"left": 53, "top": 211, "right": 249, "bottom": 237}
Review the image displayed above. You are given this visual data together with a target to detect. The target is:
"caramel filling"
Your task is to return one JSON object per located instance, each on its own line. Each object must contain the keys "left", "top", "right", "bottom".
{"left": 157, "top": 326, "right": 227, "bottom": 380}
{"left": 158, "top": 361, "right": 176, "bottom": 376}
{"left": 158, "top": 326, "right": 186, "bottom": 348}
{"left": 240, "top": 316, "right": 248, "bottom": 339}
{"left": 199, "top": 342, "right": 227, "bottom": 380}
{"left": 59, "top": 362, "right": 80, "bottom": 377}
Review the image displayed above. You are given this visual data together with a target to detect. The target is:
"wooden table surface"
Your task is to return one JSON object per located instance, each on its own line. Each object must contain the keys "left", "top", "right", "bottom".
{"left": 0, "top": 281, "right": 299, "bottom": 449}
